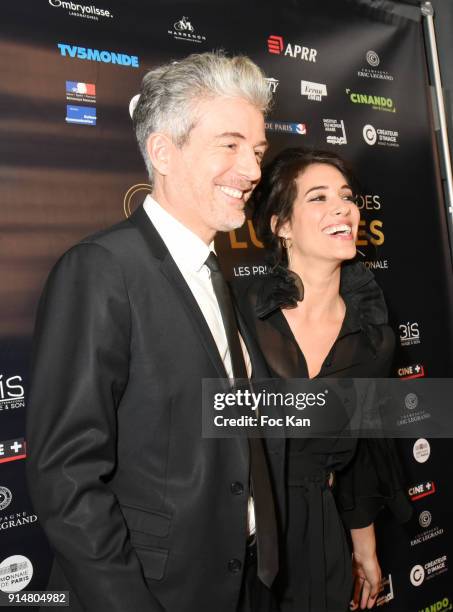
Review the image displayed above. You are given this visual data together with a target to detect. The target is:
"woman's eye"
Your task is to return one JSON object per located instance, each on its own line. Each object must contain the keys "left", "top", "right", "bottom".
{"left": 343, "top": 194, "right": 357, "bottom": 204}
{"left": 309, "top": 195, "right": 326, "bottom": 202}
{"left": 224, "top": 143, "right": 237, "bottom": 150}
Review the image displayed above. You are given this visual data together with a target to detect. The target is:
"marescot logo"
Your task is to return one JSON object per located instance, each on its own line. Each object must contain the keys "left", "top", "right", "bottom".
{"left": 58, "top": 43, "right": 139, "bottom": 67}
{"left": 346, "top": 89, "right": 395, "bottom": 112}
{"left": 168, "top": 16, "right": 207, "bottom": 43}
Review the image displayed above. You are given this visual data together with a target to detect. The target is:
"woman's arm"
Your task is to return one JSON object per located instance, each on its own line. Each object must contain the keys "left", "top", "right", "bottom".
{"left": 350, "top": 524, "right": 381, "bottom": 610}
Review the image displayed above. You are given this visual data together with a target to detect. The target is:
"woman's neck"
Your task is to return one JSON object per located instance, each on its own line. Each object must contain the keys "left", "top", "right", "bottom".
{"left": 289, "top": 257, "right": 343, "bottom": 321}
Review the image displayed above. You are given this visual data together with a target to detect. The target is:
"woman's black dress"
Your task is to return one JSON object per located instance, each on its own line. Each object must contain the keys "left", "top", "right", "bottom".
{"left": 236, "top": 262, "right": 412, "bottom": 612}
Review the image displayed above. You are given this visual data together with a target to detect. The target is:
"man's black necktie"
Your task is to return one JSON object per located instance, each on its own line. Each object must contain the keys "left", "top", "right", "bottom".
{"left": 205, "top": 252, "right": 278, "bottom": 588}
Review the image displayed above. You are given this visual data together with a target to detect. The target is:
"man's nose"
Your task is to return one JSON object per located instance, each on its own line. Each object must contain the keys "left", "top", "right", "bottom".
{"left": 237, "top": 147, "right": 262, "bottom": 183}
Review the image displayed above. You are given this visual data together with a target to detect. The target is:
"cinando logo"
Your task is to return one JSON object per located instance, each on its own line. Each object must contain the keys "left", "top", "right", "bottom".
{"left": 346, "top": 89, "right": 395, "bottom": 113}
{"left": 49, "top": 0, "right": 113, "bottom": 20}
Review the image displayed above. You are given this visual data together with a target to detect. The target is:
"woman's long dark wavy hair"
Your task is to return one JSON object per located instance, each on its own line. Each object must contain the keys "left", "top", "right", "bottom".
{"left": 249, "top": 147, "right": 360, "bottom": 267}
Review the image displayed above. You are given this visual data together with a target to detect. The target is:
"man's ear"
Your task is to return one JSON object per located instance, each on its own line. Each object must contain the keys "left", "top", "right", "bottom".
{"left": 146, "top": 132, "right": 173, "bottom": 177}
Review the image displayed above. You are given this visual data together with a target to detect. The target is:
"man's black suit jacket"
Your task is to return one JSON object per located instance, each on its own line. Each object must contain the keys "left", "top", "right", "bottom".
{"left": 26, "top": 205, "right": 284, "bottom": 612}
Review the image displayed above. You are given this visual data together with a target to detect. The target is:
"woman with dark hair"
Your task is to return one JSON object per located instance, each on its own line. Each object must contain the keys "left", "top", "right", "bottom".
{"left": 237, "top": 148, "right": 411, "bottom": 612}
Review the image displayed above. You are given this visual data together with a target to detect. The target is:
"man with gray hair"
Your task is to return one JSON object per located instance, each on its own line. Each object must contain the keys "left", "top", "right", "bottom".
{"left": 27, "top": 52, "right": 281, "bottom": 612}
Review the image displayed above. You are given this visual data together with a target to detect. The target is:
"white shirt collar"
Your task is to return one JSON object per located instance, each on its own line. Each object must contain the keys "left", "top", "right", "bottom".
{"left": 143, "top": 194, "right": 213, "bottom": 272}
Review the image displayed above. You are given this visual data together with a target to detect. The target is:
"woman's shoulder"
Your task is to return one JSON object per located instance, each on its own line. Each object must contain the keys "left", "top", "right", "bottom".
{"left": 234, "top": 264, "right": 304, "bottom": 322}
{"left": 341, "top": 261, "right": 389, "bottom": 327}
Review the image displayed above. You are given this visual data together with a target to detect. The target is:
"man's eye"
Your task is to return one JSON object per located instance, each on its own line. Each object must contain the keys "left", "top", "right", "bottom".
{"left": 224, "top": 143, "right": 237, "bottom": 150}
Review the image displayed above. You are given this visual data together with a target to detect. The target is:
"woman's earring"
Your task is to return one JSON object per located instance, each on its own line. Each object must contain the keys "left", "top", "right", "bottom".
{"left": 281, "top": 236, "right": 293, "bottom": 268}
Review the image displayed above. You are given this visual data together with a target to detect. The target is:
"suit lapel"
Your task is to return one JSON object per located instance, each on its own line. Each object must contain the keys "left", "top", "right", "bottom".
{"left": 128, "top": 205, "right": 228, "bottom": 379}
{"left": 159, "top": 255, "right": 228, "bottom": 378}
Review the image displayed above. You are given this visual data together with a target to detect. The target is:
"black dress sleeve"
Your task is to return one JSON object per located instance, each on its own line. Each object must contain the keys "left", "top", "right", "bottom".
{"left": 334, "top": 437, "right": 413, "bottom": 529}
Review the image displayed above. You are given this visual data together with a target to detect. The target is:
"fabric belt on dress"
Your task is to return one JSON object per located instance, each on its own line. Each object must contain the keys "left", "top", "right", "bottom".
{"left": 289, "top": 470, "right": 335, "bottom": 612}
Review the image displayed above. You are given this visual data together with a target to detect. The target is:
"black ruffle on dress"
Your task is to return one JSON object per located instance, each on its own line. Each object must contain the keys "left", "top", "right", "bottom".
{"left": 236, "top": 261, "right": 412, "bottom": 612}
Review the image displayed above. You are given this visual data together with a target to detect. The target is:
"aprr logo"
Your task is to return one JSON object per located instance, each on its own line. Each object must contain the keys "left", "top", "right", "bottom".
{"left": 267, "top": 35, "right": 284, "bottom": 54}
{"left": 267, "top": 35, "right": 317, "bottom": 62}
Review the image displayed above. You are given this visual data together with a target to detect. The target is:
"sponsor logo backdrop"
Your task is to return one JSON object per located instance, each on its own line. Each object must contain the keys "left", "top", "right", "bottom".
{"left": 1, "top": 0, "right": 453, "bottom": 607}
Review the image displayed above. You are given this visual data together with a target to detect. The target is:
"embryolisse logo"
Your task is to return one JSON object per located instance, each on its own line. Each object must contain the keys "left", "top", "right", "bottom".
{"left": 49, "top": 0, "right": 113, "bottom": 19}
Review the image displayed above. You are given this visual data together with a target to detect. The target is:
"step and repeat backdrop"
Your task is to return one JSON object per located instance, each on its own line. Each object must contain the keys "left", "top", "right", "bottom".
{"left": 1, "top": 0, "right": 453, "bottom": 609}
